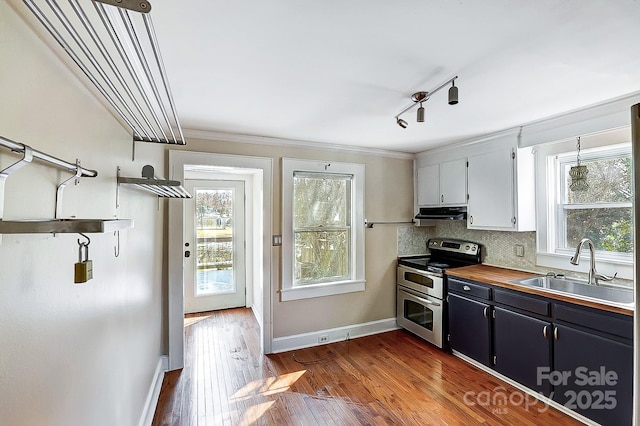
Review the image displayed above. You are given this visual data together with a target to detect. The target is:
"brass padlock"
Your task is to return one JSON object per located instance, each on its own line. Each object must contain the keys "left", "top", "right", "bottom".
{"left": 74, "top": 242, "right": 93, "bottom": 284}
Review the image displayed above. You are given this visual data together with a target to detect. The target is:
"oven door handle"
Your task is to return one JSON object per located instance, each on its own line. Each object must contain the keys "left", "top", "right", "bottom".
{"left": 399, "top": 288, "right": 441, "bottom": 307}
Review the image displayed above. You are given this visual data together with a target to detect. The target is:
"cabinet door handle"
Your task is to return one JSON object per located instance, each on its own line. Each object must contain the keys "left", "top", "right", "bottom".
{"left": 483, "top": 306, "right": 488, "bottom": 318}
{"left": 469, "top": 215, "right": 473, "bottom": 224}
{"left": 441, "top": 194, "right": 444, "bottom": 203}
{"left": 553, "top": 326, "right": 558, "bottom": 340}
{"left": 463, "top": 285, "right": 471, "bottom": 291}
{"left": 543, "top": 325, "right": 548, "bottom": 339}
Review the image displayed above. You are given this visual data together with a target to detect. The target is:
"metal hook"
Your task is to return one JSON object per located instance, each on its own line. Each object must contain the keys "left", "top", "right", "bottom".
{"left": 77, "top": 233, "right": 90, "bottom": 247}
{"left": 114, "top": 230, "right": 120, "bottom": 257}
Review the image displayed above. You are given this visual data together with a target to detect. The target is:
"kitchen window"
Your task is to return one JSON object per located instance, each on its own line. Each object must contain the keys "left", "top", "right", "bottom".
{"left": 535, "top": 131, "right": 633, "bottom": 279}
{"left": 281, "top": 158, "right": 365, "bottom": 301}
{"left": 556, "top": 148, "right": 632, "bottom": 255}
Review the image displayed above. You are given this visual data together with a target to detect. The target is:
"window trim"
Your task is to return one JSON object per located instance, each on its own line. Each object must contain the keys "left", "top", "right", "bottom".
{"left": 534, "top": 128, "right": 633, "bottom": 280}
{"left": 281, "top": 158, "right": 365, "bottom": 301}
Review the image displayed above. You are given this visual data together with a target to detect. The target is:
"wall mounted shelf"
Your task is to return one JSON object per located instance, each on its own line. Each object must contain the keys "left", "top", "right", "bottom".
{"left": 117, "top": 165, "right": 191, "bottom": 199}
{"left": 0, "top": 218, "right": 133, "bottom": 234}
{"left": 1, "top": 136, "right": 133, "bottom": 237}
{"left": 1, "top": 135, "right": 98, "bottom": 221}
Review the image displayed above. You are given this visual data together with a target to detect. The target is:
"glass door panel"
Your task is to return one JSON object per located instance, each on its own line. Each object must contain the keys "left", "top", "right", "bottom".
{"left": 195, "top": 188, "right": 234, "bottom": 295}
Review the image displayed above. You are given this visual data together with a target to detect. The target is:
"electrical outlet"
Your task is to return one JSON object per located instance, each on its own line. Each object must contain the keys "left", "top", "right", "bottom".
{"left": 515, "top": 244, "right": 525, "bottom": 257}
{"left": 318, "top": 335, "right": 329, "bottom": 343}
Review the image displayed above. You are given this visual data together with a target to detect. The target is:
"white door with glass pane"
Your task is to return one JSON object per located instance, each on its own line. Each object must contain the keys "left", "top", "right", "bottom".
{"left": 184, "top": 180, "right": 246, "bottom": 313}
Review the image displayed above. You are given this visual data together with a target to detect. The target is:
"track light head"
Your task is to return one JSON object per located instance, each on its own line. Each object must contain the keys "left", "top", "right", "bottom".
{"left": 448, "top": 82, "right": 459, "bottom": 105}
{"left": 394, "top": 76, "right": 458, "bottom": 127}
{"left": 417, "top": 103, "right": 425, "bottom": 122}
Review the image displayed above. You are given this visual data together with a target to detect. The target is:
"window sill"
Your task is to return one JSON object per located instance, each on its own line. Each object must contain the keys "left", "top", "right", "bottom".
{"left": 280, "top": 279, "right": 365, "bottom": 301}
{"left": 536, "top": 252, "right": 633, "bottom": 281}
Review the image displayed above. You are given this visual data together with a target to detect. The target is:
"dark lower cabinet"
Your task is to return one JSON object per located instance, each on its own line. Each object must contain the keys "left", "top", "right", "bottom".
{"left": 447, "top": 293, "right": 491, "bottom": 366}
{"left": 553, "top": 324, "right": 633, "bottom": 426}
{"left": 493, "top": 307, "right": 552, "bottom": 396}
{"left": 446, "top": 276, "right": 633, "bottom": 426}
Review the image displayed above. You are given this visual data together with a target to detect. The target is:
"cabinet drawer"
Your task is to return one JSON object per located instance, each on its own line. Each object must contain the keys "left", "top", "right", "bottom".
{"left": 494, "top": 289, "right": 550, "bottom": 317}
{"left": 447, "top": 277, "right": 491, "bottom": 300}
{"left": 554, "top": 304, "right": 633, "bottom": 340}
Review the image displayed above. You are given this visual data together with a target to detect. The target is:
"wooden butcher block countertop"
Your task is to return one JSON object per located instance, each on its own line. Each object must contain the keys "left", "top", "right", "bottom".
{"left": 446, "top": 264, "right": 634, "bottom": 316}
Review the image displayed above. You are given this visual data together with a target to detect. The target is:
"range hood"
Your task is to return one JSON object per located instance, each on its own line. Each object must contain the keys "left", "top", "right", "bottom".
{"left": 415, "top": 206, "right": 467, "bottom": 225}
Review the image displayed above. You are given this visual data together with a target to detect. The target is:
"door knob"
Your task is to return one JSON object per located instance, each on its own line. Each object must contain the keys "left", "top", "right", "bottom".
{"left": 185, "top": 250, "right": 191, "bottom": 258}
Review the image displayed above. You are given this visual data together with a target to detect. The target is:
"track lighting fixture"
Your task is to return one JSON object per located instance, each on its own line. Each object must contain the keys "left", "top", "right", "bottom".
{"left": 448, "top": 81, "right": 458, "bottom": 105}
{"left": 417, "top": 102, "right": 425, "bottom": 122}
{"left": 394, "top": 76, "right": 459, "bottom": 128}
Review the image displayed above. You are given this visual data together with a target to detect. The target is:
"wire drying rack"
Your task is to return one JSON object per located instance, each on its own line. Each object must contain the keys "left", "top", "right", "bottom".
{"left": 21, "top": 0, "right": 185, "bottom": 145}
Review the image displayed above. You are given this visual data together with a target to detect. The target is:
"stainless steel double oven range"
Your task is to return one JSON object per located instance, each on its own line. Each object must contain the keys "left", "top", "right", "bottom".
{"left": 397, "top": 238, "right": 481, "bottom": 348}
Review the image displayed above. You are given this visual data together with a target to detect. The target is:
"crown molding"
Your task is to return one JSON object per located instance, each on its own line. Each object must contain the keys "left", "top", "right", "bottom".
{"left": 182, "top": 129, "right": 415, "bottom": 160}
{"left": 415, "top": 127, "right": 521, "bottom": 159}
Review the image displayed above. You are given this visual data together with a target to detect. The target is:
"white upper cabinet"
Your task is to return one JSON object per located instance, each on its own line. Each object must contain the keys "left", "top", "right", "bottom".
{"left": 467, "top": 145, "right": 535, "bottom": 231}
{"left": 417, "top": 163, "right": 440, "bottom": 206}
{"left": 417, "top": 159, "right": 467, "bottom": 207}
{"left": 440, "top": 159, "right": 467, "bottom": 205}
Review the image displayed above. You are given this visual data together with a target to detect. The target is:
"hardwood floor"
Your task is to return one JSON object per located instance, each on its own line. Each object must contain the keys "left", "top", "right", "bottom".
{"left": 152, "top": 308, "right": 582, "bottom": 425}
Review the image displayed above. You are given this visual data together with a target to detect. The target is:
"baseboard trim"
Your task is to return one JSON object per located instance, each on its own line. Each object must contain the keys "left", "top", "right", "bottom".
{"left": 271, "top": 317, "right": 400, "bottom": 353}
{"left": 138, "top": 355, "right": 169, "bottom": 426}
{"left": 451, "top": 351, "right": 597, "bottom": 426}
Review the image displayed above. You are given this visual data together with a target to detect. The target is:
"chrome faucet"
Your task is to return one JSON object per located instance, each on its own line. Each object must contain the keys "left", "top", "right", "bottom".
{"left": 569, "top": 238, "right": 616, "bottom": 285}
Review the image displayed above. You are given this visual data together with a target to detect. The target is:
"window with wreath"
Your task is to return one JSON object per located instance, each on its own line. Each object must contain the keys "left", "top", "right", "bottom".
{"left": 281, "top": 158, "right": 365, "bottom": 301}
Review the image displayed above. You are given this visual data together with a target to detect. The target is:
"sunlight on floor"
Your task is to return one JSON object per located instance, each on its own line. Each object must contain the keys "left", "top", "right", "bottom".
{"left": 231, "top": 370, "right": 307, "bottom": 401}
{"left": 237, "top": 401, "right": 276, "bottom": 426}
{"left": 183, "top": 315, "right": 211, "bottom": 328}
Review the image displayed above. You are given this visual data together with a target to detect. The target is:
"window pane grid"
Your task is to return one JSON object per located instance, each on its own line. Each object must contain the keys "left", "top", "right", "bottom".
{"left": 293, "top": 175, "right": 350, "bottom": 228}
{"left": 293, "top": 171, "right": 353, "bottom": 286}
{"left": 294, "top": 229, "right": 351, "bottom": 285}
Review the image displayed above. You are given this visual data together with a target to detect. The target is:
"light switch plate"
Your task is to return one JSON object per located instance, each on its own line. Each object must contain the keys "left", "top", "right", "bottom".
{"left": 272, "top": 235, "right": 282, "bottom": 246}
{"left": 515, "top": 244, "right": 525, "bottom": 257}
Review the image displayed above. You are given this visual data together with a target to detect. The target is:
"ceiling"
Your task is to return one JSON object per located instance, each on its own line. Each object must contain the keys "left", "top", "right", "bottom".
{"left": 104, "top": 1, "right": 640, "bottom": 153}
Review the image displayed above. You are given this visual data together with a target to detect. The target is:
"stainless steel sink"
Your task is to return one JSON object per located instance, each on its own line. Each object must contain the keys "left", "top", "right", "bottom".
{"left": 510, "top": 276, "right": 634, "bottom": 304}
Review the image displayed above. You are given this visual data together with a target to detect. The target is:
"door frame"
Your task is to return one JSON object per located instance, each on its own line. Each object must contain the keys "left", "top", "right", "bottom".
{"left": 168, "top": 150, "right": 273, "bottom": 370}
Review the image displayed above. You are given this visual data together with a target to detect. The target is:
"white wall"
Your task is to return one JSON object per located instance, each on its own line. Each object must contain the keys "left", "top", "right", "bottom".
{"left": 0, "top": 3, "right": 165, "bottom": 425}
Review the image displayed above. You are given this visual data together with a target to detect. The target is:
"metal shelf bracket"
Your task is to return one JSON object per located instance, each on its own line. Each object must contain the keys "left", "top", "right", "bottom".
{"left": 55, "top": 159, "right": 82, "bottom": 219}
{"left": 117, "top": 165, "right": 191, "bottom": 199}
{"left": 0, "top": 144, "right": 33, "bottom": 220}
